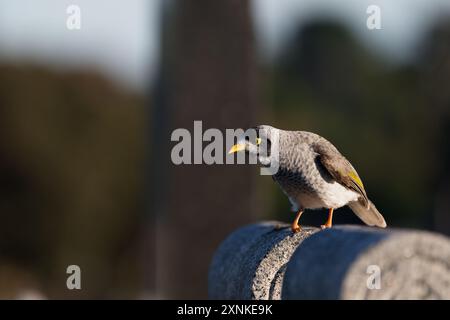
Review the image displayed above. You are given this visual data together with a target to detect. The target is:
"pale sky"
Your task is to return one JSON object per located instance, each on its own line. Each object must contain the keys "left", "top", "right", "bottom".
{"left": 0, "top": 0, "right": 449, "bottom": 91}
{"left": 0, "top": 0, "right": 160, "bottom": 91}
{"left": 252, "top": 0, "right": 450, "bottom": 63}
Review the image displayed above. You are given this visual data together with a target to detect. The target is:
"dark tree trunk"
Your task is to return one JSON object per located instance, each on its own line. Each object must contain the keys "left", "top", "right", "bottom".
{"left": 151, "top": 0, "right": 259, "bottom": 298}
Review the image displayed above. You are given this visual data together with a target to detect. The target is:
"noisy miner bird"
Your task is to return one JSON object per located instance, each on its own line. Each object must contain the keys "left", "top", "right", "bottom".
{"left": 228, "top": 125, "right": 386, "bottom": 232}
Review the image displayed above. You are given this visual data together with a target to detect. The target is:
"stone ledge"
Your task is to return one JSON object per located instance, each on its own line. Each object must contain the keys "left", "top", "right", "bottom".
{"left": 208, "top": 222, "right": 450, "bottom": 299}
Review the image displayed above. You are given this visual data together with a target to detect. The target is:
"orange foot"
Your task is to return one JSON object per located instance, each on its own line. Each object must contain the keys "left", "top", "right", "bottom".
{"left": 321, "top": 208, "right": 334, "bottom": 230}
{"left": 291, "top": 210, "right": 304, "bottom": 233}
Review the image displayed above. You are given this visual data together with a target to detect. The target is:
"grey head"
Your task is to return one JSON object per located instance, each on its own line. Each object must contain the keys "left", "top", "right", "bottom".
{"left": 228, "top": 125, "right": 318, "bottom": 166}
{"left": 228, "top": 125, "right": 281, "bottom": 167}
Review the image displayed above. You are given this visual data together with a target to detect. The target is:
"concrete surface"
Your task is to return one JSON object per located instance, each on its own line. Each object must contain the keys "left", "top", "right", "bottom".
{"left": 208, "top": 222, "right": 450, "bottom": 300}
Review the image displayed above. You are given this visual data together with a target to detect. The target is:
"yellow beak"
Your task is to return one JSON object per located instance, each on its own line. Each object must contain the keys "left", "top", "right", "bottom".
{"left": 228, "top": 143, "right": 246, "bottom": 154}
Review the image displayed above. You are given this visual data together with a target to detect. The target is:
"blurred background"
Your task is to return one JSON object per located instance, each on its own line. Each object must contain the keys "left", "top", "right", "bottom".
{"left": 0, "top": 0, "right": 450, "bottom": 299}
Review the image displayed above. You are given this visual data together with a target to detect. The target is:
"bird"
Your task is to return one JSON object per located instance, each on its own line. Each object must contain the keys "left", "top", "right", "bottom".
{"left": 228, "top": 125, "right": 387, "bottom": 232}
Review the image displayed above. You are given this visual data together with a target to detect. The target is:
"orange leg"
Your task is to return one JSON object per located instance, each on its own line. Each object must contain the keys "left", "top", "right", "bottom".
{"left": 291, "top": 210, "right": 304, "bottom": 233}
{"left": 321, "top": 208, "right": 334, "bottom": 229}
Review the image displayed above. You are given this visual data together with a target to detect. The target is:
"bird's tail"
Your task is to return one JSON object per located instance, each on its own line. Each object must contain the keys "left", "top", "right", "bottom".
{"left": 348, "top": 199, "right": 387, "bottom": 228}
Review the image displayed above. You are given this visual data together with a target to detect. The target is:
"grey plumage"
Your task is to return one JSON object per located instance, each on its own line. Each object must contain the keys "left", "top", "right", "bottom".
{"left": 348, "top": 200, "right": 386, "bottom": 228}
{"left": 233, "top": 125, "right": 387, "bottom": 228}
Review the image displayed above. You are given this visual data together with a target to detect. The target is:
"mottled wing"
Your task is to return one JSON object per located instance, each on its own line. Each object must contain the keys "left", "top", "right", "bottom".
{"left": 313, "top": 139, "right": 369, "bottom": 208}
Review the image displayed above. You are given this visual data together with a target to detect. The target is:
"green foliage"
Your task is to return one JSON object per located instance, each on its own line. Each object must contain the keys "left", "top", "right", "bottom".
{"left": 264, "top": 21, "right": 450, "bottom": 230}
{"left": 0, "top": 64, "right": 145, "bottom": 298}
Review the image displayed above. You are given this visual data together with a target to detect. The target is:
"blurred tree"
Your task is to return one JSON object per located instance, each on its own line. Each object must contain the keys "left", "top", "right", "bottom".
{"left": 0, "top": 65, "right": 145, "bottom": 298}
{"left": 153, "top": 0, "right": 259, "bottom": 298}
{"left": 279, "top": 21, "right": 381, "bottom": 113}
{"left": 419, "top": 18, "right": 450, "bottom": 235}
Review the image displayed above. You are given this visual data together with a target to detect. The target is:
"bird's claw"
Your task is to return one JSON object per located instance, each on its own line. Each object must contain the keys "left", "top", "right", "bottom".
{"left": 291, "top": 225, "right": 301, "bottom": 233}
{"left": 320, "top": 224, "right": 331, "bottom": 229}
